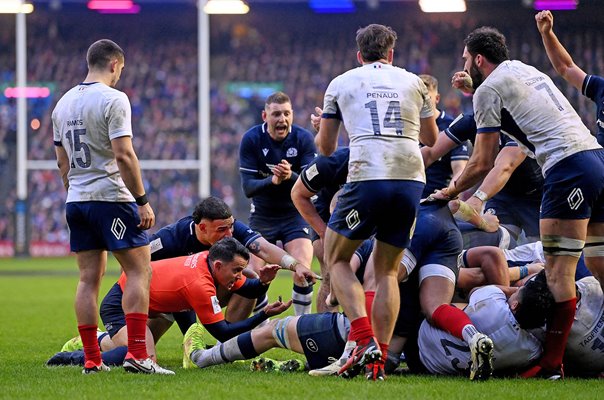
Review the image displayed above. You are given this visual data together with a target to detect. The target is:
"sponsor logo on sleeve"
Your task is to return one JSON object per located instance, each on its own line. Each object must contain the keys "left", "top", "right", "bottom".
{"left": 211, "top": 295, "right": 222, "bottom": 314}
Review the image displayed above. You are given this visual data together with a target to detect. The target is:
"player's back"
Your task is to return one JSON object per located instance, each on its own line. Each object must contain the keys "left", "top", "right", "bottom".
{"left": 476, "top": 60, "right": 599, "bottom": 174}
{"left": 52, "top": 82, "right": 134, "bottom": 203}
{"left": 325, "top": 63, "right": 432, "bottom": 183}
{"left": 564, "top": 276, "right": 604, "bottom": 376}
{"left": 418, "top": 286, "right": 541, "bottom": 374}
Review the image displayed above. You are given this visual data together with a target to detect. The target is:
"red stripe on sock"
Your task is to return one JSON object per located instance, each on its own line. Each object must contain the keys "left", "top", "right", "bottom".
{"left": 379, "top": 342, "right": 389, "bottom": 363}
{"left": 125, "top": 313, "right": 148, "bottom": 360}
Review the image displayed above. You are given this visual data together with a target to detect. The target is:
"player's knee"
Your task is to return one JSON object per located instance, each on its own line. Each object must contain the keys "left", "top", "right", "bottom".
{"left": 542, "top": 235, "right": 584, "bottom": 258}
{"left": 270, "top": 316, "right": 293, "bottom": 350}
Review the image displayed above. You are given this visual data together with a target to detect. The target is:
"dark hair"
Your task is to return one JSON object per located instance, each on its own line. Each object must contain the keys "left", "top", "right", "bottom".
{"left": 464, "top": 26, "right": 509, "bottom": 64}
{"left": 86, "top": 39, "right": 125, "bottom": 70}
{"left": 356, "top": 24, "right": 397, "bottom": 62}
{"left": 192, "top": 197, "right": 232, "bottom": 224}
{"left": 513, "top": 270, "right": 555, "bottom": 329}
{"left": 208, "top": 237, "right": 250, "bottom": 264}
{"left": 419, "top": 74, "right": 438, "bottom": 92}
{"left": 265, "top": 91, "right": 291, "bottom": 107}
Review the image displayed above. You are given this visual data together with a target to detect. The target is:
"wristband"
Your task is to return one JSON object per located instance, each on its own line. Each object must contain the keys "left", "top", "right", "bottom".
{"left": 279, "top": 254, "right": 297, "bottom": 271}
{"left": 519, "top": 265, "right": 529, "bottom": 279}
{"left": 135, "top": 194, "right": 148, "bottom": 206}
{"left": 472, "top": 189, "right": 488, "bottom": 202}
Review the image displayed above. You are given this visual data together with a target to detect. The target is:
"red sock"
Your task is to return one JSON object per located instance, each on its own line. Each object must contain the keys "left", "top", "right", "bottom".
{"left": 78, "top": 324, "right": 101, "bottom": 368}
{"left": 349, "top": 316, "right": 374, "bottom": 345}
{"left": 540, "top": 298, "right": 576, "bottom": 370}
{"left": 431, "top": 304, "right": 472, "bottom": 340}
{"left": 365, "top": 291, "right": 375, "bottom": 323}
{"left": 125, "top": 313, "right": 148, "bottom": 360}
{"left": 379, "top": 342, "right": 389, "bottom": 363}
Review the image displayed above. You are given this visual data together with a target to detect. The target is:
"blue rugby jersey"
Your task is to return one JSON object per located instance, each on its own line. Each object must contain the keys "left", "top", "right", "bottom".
{"left": 149, "top": 217, "right": 261, "bottom": 260}
{"left": 239, "top": 122, "right": 316, "bottom": 216}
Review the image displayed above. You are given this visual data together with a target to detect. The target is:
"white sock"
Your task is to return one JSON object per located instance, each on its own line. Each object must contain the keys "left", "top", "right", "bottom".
{"left": 292, "top": 284, "right": 313, "bottom": 316}
{"left": 461, "top": 324, "right": 479, "bottom": 344}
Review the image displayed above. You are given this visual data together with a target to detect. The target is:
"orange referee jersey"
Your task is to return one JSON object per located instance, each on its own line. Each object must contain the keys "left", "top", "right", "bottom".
{"left": 117, "top": 251, "right": 246, "bottom": 325}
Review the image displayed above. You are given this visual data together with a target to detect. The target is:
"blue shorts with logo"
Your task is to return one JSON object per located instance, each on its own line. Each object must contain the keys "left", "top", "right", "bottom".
{"left": 328, "top": 180, "right": 424, "bottom": 249}
{"left": 249, "top": 212, "right": 311, "bottom": 244}
{"left": 541, "top": 149, "right": 604, "bottom": 221}
{"left": 297, "top": 312, "right": 349, "bottom": 370}
{"left": 66, "top": 201, "right": 149, "bottom": 252}
{"left": 99, "top": 282, "right": 126, "bottom": 338}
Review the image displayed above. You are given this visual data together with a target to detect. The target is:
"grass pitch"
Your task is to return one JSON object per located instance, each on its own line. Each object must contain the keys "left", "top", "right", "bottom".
{"left": 0, "top": 256, "right": 600, "bottom": 399}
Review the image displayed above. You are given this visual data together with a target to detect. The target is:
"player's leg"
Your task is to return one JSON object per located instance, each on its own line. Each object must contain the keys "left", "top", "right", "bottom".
{"left": 185, "top": 317, "right": 302, "bottom": 369}
{"left": 584, "top": 224, "right": 604, "bottom": 286}
{"left": 113, "top": 245, "right": 173, "bottom": 375}
{"left": 420, "top": 273, "right": 493, "bottom": 381}
{"left": 284, "top": 229, "right": 314, "bottom": 316}
{"left": 530, "top": 217, "right": 586, "bottom": 378}
{"left": 75, "top": 249, "right": 106, "bottom": 371}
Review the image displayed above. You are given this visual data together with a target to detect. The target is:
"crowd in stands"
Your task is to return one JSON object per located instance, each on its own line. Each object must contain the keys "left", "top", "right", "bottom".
{"left": 0, "top": 3, "right": 602, "bottom": 248}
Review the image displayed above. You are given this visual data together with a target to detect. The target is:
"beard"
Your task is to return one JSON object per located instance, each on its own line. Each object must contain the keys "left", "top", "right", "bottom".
{"left": 468, "top": 60, "right": 484, "bottom": 90}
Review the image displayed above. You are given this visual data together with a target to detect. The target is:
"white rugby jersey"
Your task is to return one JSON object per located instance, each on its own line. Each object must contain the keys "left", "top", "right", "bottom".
{"left": 502, "top": 241, "right": 544, "bottom": 265}
{"left": 565, "top": 276, "right": 604, "bottom": 375}
{"left": 474, "top": 60, "right": 600, "bottom": 175}
{"left": 419, "top": 286, "right": 541, "bottom": 375}
{"left": 322, "top": 62, "right": 433, "bottom": 183}
{"left": 52, "top": 82, "right": 135, "bottom": 203}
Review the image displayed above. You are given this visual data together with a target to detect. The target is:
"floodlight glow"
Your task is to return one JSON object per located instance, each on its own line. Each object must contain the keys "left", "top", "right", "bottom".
{"left": 0, "top": 1, "right": 34, "bottom": 14}
{"left": 4, "top": 87, "right": 51, "bottom": 98}
{"left": 203, "top": 0, "right": 249, "bottom": 14}
{"left": 309, "top": 0, "right": 356, "bottom": 14}
{"left": 419, "top": 0, "right": 466, "bottom": 13}
{"left": 534, "top": 0, "right": 577, "bottom": 10}
{"left": 88, "top": 1, "right": 134, "bottom": 10}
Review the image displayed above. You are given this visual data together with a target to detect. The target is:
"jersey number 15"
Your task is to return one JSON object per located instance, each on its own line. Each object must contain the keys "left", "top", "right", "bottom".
{"left": 65, "top": 128, "right": 91, "bottom": 168}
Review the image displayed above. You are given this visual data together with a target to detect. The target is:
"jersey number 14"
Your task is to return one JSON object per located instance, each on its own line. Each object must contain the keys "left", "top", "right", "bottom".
{"left": 364, "top": 100, "right": 403, "bottom": 136}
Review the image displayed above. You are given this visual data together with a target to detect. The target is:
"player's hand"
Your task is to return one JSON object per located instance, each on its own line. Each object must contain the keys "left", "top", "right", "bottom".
{"left": 137, "top": 203, "right": 155, "bottom": 230}
{"left": 275, "top": 160, "right": 293, "bottom": 180}
{"left": 292, "top": 263, "right": 321, "bottom": 286}
{"left": 264, "top": 297, "right": 293, "bottom": 317}
{"left": 451, "top": 71, "right": 474, "bottom": 94}
{"left": 310, "top": 107, "right": 323, "bottom": 132}
{"left": 257, "top": 264, "right": 280, "bottom": 285}
{"left": 535, "top": 10, "right": 553, "bottom": 34}
{"left": 430, "top": 187, "right": 457, "bottom": 201}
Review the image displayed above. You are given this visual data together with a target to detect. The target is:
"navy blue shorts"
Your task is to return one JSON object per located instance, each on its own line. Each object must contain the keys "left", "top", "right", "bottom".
{"left": 66, "top": 201, "right": 149, "bottom": 252}
{"left": 297, "top": 312, "right": 349, "bottom": 370}
{"left": 485, "top": 192, "right": 541, "bottom": 237}
{"left": 410, "top": 203, "right": 463, "bottom": 279}
{"left": 249, "top": 212, "right": 311, "bottom": 244}
{"left": 541, "top": 149, "right": 604, "bottom": 221}
{"left": 100, "top": 282, "right": 126, "bottom": 338}
{"left": 328, "top": 180, "right": 424, "bottom": 249}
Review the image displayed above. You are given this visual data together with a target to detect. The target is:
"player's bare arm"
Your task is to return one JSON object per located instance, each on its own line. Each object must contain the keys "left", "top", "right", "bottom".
{"left": 55, "top": 146, "right": 70, "bottom": 190}
{"left": 315, "top": 118, "right": 340, "bottom": 156}
{"left": 535, "top": 10, "right": 586, "bottom": 90}
{"left": 465, "top": 146, "right": 526, "bottom": 214}
{"left": 111, "top": 136, "right": 155, "bottom": 229}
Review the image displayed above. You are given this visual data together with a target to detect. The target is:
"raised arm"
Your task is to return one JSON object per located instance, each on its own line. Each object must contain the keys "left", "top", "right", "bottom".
{"left": 535, "top": 10, "right": 586, "bottom": 91}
